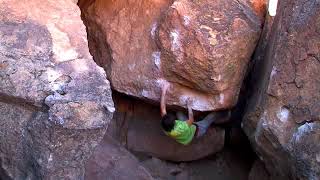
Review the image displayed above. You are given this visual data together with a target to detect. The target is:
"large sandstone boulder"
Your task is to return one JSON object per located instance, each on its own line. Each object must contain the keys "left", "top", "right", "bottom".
{"left": 84, "top": 135, "right": 154, "bottom": 180}
{"left": 107, "top": 94, "right": 225, "bottom": 162}
{"left": 243, "top": 0, "right": 320, "bottom": 179}
{"left": 157, "top": 0, "right": 263, "bottom": 109}
{"left": 79, "top": 0, "right": 265, "bottom": 111}
{"left": 0, "top": 0, "right": 114, "bottom": 179}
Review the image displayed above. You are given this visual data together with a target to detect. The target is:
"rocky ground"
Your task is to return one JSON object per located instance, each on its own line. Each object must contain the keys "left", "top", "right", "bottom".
{"left": 85, "top": 124, "right": 258, "bottom": 180}
{"left": 139, "top": 148, "right": 254, "bottom": 180}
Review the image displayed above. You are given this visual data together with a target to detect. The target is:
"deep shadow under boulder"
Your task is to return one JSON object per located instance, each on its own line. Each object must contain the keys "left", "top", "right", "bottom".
{"left": 107, "top": 93, "right": 225, "bottom": 162}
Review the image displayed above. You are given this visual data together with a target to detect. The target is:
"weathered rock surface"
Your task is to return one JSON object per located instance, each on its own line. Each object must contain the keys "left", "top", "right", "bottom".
{"left": 0, "top": 0, "right": 114, "bottom": 179}
{"left": 157, "top": 0, "right": 263, "bottom": 109}
{"left": 243, "top": 0, "right": 320, "bottom": 179}
{"left": 85, "top": 134, "right": 255, "bottom": 180}
{"left": 140, "top": 148, "right": 253, "bottom": 180}
{"left": 108, "top": 94, "right": 225, "bottom": 162}
{"left": 79, "top": 0, "right": 264, "bottom": 111}
{"left": 248, "top": 160, "right": 270, "bottom": 180}
{"left": 84, "top": 135, "right": 154, "bottom": 180}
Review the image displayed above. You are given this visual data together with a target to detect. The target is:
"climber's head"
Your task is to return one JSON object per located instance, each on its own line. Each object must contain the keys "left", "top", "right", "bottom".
{"left": 161, "top": 113, "right": 175, "bottom": 132}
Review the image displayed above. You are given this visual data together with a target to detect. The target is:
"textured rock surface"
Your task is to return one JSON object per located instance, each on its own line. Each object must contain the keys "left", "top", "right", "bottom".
{"left": 157, "top": 0, "right": 263, "bottom": 109}
{"left": 0, "top": 0, "right": 114, "bottom": 179}
{"left": 108, "top": 94, "right": 225, "bottom": 162}
{"left": 243, "top": 0, "right": 320, "bottom": 179}
{"left": 248, "top": 160, "right": 270, "bottom": 180}
{"left": 84, "top": 135, "right": 154, "bottom": 180}
{"left": 79, "top": 0, "right": 264, "bottom": 111}
{"left": 0, "top": 102, "right": 37, "bottom": 179}
{"left": 140, "top": 149, "right": 253, "bottom": 180}
{"left": 85, "top": 134, "right": 254, "bottom": 180}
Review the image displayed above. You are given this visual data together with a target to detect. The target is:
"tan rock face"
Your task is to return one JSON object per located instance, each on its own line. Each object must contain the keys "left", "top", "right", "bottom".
{"left": 243, "top": 0, "right": 320, "bottom": 179}
{"left": 80, "top": 0, "right": 264, "bottom": 111}
{"left": 0, "top": 0, "right": 114, "bottom": 179}
{"left": 107, "top": 94, "right": 225, "bottom": 162}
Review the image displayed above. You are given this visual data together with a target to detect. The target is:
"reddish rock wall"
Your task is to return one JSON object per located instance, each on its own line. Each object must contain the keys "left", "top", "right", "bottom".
{"left": 79, "top": 0, "right": 265, "bottom": 111}
{"left": 243, "top": 0, "right": 320, "bottom": 179}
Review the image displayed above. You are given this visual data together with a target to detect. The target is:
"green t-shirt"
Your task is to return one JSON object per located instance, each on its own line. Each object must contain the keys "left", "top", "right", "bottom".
{"left": 165, "top": 120, "right": 196, "bottom": 145}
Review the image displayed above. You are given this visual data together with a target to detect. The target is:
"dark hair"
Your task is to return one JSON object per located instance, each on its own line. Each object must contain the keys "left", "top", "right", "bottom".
{"left": 161, "top": 114, "right": 176, "bottom": 132}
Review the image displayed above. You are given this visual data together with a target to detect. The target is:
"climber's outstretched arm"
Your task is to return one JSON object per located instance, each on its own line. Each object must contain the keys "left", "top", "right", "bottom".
{"left": 160, "top": 83, "right": 170, "bottom": 117}
{"left": 186, "top": 99, "right": 194, "bottom": 126}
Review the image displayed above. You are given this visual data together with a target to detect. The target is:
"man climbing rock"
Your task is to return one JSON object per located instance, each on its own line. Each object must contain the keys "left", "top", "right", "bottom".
{"left": 160, "top": 83, "right": 230, "bottom": 145}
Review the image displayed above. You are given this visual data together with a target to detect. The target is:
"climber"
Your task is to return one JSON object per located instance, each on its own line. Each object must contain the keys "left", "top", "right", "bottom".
{"left": 160, "top": 83, "right": 231, "bottom": 145}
